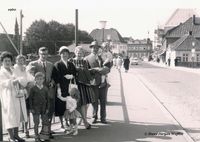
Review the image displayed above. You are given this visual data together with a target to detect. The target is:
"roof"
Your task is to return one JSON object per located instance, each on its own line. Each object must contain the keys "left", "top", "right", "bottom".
{"left": 90, "top": 28, "right": 125, "bottom": 44}
{"left": 67, "top": 43, "right": 91, "bottom": 53}
{"left": 170, "top": 34, "right": 200, "bottom": 51}
{"left": 165, "top": 16, "right": 200, "bottom": 38}
{"left": 165, "top": 9, "right": 199, "bottom": 27}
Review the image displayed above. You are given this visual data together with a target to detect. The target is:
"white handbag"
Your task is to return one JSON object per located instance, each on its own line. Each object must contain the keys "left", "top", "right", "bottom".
{"left": 68, "top": 78, "right": 78, "bottom": 93}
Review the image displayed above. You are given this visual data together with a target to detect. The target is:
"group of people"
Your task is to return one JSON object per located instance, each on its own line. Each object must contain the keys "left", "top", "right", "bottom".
{"left": 113, "top": 55, "right": 130, "bottom": 72}
{"left": 0, "top": 40, "right": 112, "bottom": 142}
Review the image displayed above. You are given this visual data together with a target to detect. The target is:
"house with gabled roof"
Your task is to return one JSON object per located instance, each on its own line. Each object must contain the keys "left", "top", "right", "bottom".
{"left": 167, "top": 32, "right": 200, "bottom": 67}
{"left": 154, "top": 9, "right": 200, "bottom": 63}
{"left": 90, "top": 28, "right": 127, "bottom": 56}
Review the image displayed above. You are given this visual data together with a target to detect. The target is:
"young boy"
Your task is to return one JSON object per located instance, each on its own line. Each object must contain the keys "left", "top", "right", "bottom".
{"left": 29, "top": 72, "right": 50, "bottom": 142}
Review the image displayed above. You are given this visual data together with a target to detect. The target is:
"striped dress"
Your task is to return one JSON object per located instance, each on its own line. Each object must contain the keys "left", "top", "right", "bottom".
{"left": 70, "top": 58, "right": 95, "bottom": 105}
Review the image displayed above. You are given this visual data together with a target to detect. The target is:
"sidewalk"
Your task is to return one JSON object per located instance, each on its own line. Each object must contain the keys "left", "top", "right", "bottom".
{"left": 2, "top": 67, "right": 195, "bottom": 142}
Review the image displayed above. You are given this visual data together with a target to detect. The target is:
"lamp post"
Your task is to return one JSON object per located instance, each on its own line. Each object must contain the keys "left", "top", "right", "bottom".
{"left": 191, "top": 41, "right": 196, "bottom": 68}
{"left": 99, "top": 21, "right": 107, "bottom": 43}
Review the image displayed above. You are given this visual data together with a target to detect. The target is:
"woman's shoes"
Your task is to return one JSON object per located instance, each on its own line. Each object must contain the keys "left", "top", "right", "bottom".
{"left": 86, "top": 124, "right": 91, "bottom": 129}
{"left": 25, "top": 131, "right": 30, "bottom": 138}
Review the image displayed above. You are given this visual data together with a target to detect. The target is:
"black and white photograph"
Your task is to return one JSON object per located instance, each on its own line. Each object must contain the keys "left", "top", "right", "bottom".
{"left": 0, "top": 0, "right": 200, "bottom": 141}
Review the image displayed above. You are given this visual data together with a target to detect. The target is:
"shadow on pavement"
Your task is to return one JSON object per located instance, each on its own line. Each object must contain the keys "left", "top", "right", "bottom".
{"left": 47, "top": 120, "right": 191, "bottom": 142}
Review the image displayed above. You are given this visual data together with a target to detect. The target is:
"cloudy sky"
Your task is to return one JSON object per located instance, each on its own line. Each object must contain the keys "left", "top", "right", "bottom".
{"left": 0, "top": 0, "right": 200, "bottom": 40}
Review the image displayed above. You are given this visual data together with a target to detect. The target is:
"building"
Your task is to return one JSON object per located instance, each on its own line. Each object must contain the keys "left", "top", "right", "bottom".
{"left": 165, "top": 15, "right": 200, "bottom": 67}
{"left": 127, "top": 38, "right": 153, "bottom": 59}
{"left": 154, "top": 9, "right": 200, "bottom": 62}
{"left": 166, "top": 32, "right": 200, "bottom": 67}
{"left": 68, "top": 43, "right": 91, "bottom": 56}
{"left": 90, "top": 28, "right": 127, "bottom": 56}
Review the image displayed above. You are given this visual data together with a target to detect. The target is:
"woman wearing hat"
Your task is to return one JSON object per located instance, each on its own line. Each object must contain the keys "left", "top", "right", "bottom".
{"left": 52, "top": 46, "right": 77, "bottom": 129}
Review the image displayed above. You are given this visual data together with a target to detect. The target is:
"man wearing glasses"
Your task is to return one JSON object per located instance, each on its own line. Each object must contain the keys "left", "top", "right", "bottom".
{"left": 28, "top": 47, "right": 55, "bottom": 141}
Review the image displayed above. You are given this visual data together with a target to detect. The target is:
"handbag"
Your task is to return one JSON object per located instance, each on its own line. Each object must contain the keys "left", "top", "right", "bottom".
{"left": 68, "top": 78, "right": 78, "bottom": 93}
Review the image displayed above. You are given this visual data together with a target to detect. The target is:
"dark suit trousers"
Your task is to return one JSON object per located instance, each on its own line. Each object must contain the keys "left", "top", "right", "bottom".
{"left": 92, "top": 85, "right": 107, "bottom": 121}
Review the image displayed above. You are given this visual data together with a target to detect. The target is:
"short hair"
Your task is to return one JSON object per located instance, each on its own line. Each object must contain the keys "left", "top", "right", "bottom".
{"left": 75, "top": 46, "right": 84, "bottom": 54}
{"left": 0, "top": 51, "right": 13, "bottom": 62}
{"left": 16, "top": 55, "right": 26, "bottom": 62}
{"left": 69, "top": 87, "right": 80, "bottom": 101}
{"left": 35, "top": 72, "right": 45, "bottom": 78}
{"left": 39, "top": 47, "right": 48, "bottom": 54}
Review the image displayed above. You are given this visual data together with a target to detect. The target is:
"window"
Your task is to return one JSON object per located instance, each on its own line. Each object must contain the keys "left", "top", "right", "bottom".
{"left": 182, "top": 53, "right": 188, "bottom": 62}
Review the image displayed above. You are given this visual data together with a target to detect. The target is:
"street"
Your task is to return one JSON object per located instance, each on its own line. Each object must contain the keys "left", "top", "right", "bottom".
{"left": 3, "top": 62, "right": 200, "bottom": 142}
{"left": 128, "top": 62, "right": 200, "bottom": 142}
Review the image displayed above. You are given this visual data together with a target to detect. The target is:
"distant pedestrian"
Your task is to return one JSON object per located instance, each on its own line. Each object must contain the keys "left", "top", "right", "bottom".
{"left": 123, "top": 56, "right": 130, "bottom": 73}
{"left": 116, "top": 56, "right": 123, "bottom": 70}
{"left": 29, "top": 72, "right": 50, "bottom": 142}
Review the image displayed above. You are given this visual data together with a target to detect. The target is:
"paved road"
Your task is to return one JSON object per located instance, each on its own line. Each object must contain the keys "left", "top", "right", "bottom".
{"left": 130, "top": 62, "right": 200, "bottom": 142}
{"left": 3, "top": 65, "right": 194, "bottom": 142}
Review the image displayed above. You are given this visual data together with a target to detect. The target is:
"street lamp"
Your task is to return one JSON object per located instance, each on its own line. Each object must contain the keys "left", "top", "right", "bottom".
{"left": 99, "top": 21, "right": 107, "bottom": 43}
{"left": 191, "top": 41, "right": 196, "bottom": 68}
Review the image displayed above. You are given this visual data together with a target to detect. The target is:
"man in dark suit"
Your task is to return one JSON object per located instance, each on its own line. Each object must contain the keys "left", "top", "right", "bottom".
{"left": 85, "top": 41, "right": 110, "bottom": 124}
{"left": 28, "top": 47, "right": 56, "bottom": 139}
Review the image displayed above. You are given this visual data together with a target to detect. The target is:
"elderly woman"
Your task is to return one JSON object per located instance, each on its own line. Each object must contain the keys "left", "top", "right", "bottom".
{"left": 70, "top": 46, "right": 95, "bottom": 129}
{"left": 13, "top": 55, "right": 29, "bottom": 137}
{"left": 0, "top": 51, "right": 25, "bottom": 142}
{"left": 52, "top": 46, "right": 76, "bottom": 129}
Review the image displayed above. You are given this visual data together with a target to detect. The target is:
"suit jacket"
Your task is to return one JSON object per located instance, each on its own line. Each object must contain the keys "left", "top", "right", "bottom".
{"left": 28, "top": 59, "right": 55, "bottom": 99}
{"left": 28, "top": 60, "right": 54, "bottom": 85}
{"left": 85, "top": 53, "right": 110, "bottom": 86}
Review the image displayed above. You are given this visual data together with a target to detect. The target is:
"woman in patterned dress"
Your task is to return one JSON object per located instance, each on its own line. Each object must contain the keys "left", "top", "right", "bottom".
{"left": 70, "top": 46, "right": 95, "bottom": 129}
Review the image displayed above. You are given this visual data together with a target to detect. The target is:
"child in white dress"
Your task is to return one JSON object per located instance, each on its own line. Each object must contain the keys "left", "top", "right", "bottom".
{"left": 99, "top": 42, "right": 113, "bottom": 88}
{"left": 57, "top": 87, "right": 80, "bottom": 135}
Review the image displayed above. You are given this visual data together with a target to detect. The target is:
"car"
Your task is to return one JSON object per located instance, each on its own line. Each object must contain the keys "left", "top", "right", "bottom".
{"left": 130, "top": 57, "right": 139, "bottom": 65}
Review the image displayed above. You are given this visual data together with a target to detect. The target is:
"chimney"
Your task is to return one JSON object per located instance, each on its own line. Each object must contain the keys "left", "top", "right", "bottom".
{"left": 193, "top": 15, "right": 196, "bottom": 25}
{"left": 189, "top": 31, "right": 192, "bottom": 35}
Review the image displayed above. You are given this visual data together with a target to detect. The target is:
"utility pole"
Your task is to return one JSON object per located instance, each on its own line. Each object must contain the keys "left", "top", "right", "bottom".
{"left": 20, "top": 10, "right": 23, "bottom": 55}
{"left": 75, "top": 9, "right": 78, "bottom": 46}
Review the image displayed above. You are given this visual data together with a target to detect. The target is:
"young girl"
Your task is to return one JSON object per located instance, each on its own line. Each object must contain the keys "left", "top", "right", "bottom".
{"left": 99, "top": 42, "right": 113, "bottom": 88}
{"left": 57, "top": 87, "right": 80, "bottom": 135}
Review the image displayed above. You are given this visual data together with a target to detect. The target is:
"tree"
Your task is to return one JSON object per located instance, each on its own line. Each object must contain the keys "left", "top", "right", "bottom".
{"left": 25, "top": 19, "right": 49, "bottom": 53}
{"left": 25, "top": 19, "right": 94, "bottom": 54}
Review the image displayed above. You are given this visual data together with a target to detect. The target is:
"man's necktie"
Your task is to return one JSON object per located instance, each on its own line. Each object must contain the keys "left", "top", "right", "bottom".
{"left": 42, "top": 62, "right": 47, "bottom": 83}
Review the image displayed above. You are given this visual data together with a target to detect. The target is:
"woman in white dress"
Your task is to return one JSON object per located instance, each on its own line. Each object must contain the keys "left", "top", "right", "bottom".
{"left": 13, "top": 55, "right": 30, "bottom": 138}
{"left": 0, "top": 52, "right": 25, "bottom": 142}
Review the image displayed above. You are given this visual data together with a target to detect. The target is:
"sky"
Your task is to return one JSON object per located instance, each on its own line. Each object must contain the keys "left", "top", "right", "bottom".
{"left": 0, "top": 0, "right": 200, "bottom": 40}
